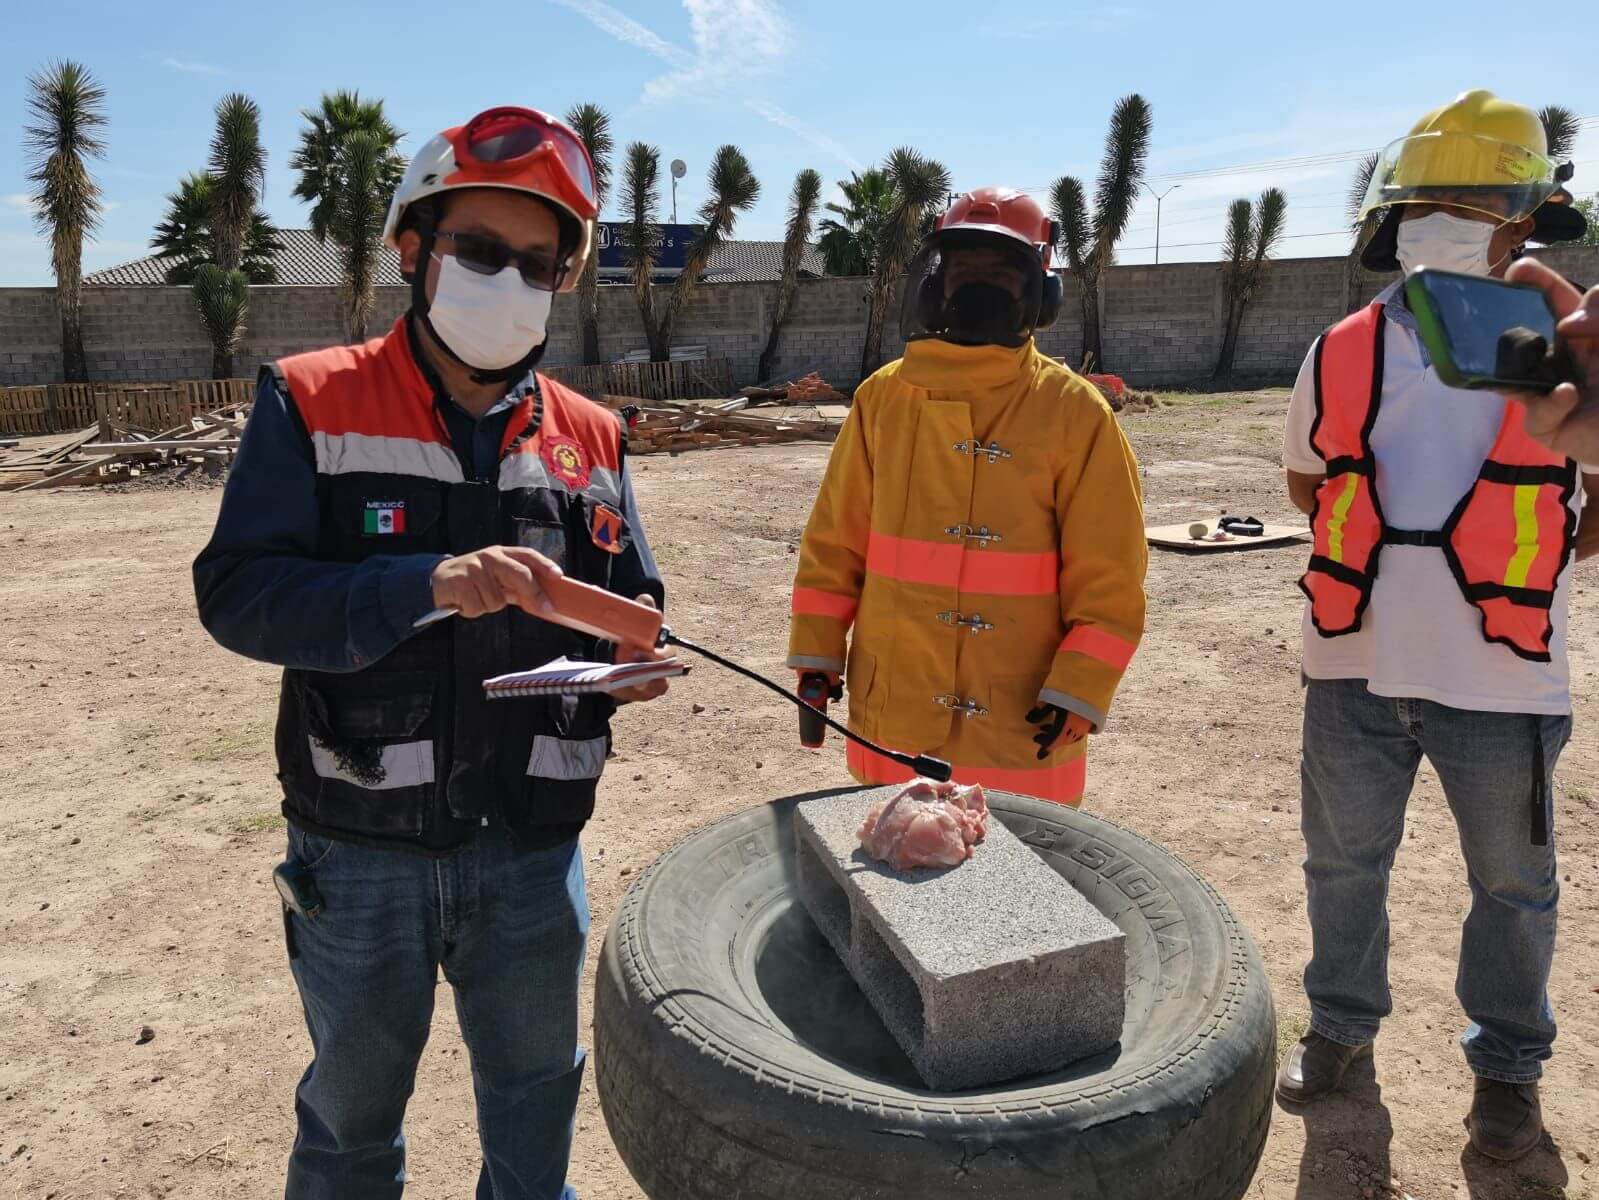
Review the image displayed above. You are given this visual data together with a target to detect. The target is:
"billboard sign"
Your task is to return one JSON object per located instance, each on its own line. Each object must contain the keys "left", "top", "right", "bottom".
{"left": 595, "top": 221, "right": 702, "bottom": 272}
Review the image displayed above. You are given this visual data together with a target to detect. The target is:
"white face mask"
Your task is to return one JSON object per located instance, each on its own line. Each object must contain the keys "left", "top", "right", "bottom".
{"left": 426, "top": 253, "right": 552, "bottom": 371}
{"left": 1395, "top": 211, "right": 1503, "bottom": 278}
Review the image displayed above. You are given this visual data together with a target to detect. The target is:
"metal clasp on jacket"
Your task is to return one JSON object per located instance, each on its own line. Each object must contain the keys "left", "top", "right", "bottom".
{"left": 933, "top": 694, "right": 988, "bottom": 718}
{"left": 936, "top": 611, "right": 994, "bottom": 632}
{"left": 953, "top": 440, "right": 1012, "bottom": 464}
{"left": 944, "top": 523, "right": 1003, "bottom": 547}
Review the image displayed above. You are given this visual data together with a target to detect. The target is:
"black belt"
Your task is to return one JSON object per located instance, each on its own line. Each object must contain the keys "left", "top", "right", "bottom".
{"left": 1383, "top": 528, "right": 1445, "bottom": 548}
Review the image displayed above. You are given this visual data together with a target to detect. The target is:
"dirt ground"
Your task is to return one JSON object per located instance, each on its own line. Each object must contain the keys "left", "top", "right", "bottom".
{"left": 2, "top": 390, "right": 1596, "bottom": 1200}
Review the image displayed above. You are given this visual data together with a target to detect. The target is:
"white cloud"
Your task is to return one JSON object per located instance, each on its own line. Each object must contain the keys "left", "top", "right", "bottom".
{"left": 2, "top": 193, "right": 38, "bottom": 215}
{"left": 147, "top": 53, "right": 226, "bottom": 76}
{"left": 550, "top": 0, "right": 859, "bottom": 168}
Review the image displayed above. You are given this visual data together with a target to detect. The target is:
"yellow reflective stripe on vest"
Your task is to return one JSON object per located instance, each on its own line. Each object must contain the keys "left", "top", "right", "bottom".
{"left": 1326, "top": 474, "right": 1362, "bottom": 563}
{"left": 1504, "top": 484, "right": 1543, "bottom": 588}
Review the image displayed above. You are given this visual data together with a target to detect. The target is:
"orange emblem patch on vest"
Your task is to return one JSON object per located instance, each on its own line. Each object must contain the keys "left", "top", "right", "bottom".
{"left": 590, "top": 504, "right": 625, "bottom": 554}
{"left": 541, "top": 436, "right": 591, "bottom": 490}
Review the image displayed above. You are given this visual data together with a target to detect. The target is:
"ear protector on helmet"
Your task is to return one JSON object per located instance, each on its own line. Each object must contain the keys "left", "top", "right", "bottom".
{"left": 1037, "top": 271, "right": 1062, "bottom": 329}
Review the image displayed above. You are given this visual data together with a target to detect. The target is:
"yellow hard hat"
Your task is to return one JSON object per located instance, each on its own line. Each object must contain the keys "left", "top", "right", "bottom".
{"left": 1359, "top": 90, "right": 1558, "bottom": 224}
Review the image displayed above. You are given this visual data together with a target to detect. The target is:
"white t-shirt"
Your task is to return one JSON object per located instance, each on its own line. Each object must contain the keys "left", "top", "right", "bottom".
{"left": 1283, "top": 284, "right": 1588, "bottom": 716}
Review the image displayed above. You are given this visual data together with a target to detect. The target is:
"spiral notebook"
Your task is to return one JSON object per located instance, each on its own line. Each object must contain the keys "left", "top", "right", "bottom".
{"left": 483, "top": 656, "right": 688, "bottom": 699}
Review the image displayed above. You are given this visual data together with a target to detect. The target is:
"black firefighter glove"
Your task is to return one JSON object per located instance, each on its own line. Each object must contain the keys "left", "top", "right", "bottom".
{"left": 1026, "top": 702, "right": 1069, "bottom": 761}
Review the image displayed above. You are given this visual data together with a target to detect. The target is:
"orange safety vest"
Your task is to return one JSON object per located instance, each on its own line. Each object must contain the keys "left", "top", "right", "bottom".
{"left": 1300, "top": 302, "right": 1577, "bottom": 663}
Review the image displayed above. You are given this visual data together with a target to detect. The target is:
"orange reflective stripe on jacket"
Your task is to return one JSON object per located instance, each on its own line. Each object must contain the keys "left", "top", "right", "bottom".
{"left": 1300, "top": 302, "right": 1576, "bottom": 662}
{"left": 865, "top": 530, "right": 1059, "bottom": 595}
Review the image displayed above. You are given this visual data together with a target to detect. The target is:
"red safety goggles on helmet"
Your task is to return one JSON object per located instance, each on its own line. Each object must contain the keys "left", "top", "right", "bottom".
{"left": 443, "top": 107, "right": 600, "bottom": 223}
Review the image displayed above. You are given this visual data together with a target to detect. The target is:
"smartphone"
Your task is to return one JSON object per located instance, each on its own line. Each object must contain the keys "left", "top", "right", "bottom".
{"left": 1405, "top": 268, "right": 1568, "bottom": 393}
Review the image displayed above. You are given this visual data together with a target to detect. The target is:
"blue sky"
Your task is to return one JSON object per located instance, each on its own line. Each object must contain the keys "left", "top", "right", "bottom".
{"left": 2, "top": 0, "right": 1595, "bottom": 286}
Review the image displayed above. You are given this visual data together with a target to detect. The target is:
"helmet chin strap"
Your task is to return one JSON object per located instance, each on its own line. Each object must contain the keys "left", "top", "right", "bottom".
{"left": 409, "top": 227, "right": 550, "bottom": 386}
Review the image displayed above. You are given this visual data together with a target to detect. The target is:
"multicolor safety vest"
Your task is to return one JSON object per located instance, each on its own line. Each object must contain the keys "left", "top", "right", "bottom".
{"left": 271, "top": 316, "right": 633, "bottom": 853}
{"left": 1300, "top": 301, "right": 1577, "bottom": 663}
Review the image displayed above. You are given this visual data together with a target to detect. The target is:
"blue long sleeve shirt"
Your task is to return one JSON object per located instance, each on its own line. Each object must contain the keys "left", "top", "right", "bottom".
{"left": 194, "top": 370, "right": 663, "bottom": 673}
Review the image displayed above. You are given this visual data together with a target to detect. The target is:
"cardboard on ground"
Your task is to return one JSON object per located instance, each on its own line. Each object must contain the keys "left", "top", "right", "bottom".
{"left": 1146, "top": 520, "right": 1310, "bottom": 552}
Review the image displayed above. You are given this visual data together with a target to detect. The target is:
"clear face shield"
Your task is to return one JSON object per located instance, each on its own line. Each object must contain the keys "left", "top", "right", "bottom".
{"left": 899, "top": 231, "right": 1045, "bottom": 349}
{"left": 1358, "top": 130, "right": 1557, "bottom": 227}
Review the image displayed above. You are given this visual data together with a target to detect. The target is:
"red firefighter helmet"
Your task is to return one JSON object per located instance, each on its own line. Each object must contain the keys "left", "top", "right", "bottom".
{"left": 901, "top": 187, "right": 1063, "bottom": 347}
{"left": 936, "top": 188, "right": 1057, "bottom": 266}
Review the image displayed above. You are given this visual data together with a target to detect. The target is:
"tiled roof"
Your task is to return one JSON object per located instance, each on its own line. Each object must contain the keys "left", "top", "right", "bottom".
{"left": 85, "top": 229, "right": 824, "bottom": 287}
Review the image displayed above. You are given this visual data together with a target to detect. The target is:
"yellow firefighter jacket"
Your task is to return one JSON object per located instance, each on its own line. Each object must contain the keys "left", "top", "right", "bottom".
{"left": 787, "top": 337, "right": 1147, "bottom": 804}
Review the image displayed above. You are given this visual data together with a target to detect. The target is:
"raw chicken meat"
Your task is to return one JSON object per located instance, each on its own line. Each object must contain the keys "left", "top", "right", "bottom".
{"left": 857, "top": 779, "right": 989, "bottom": 871}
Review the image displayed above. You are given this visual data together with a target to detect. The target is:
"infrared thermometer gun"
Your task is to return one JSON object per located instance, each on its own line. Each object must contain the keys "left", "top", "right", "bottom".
{"left": 414, "top": 575, "right": 665, "bottom": 649}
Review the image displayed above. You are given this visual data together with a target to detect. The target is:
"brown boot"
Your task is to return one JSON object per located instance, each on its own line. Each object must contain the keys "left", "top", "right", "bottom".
{"left": 1276, "top": 1033, "right": 1373, "bottom": 1104}
{"left": 1466, "top": 1078, "right": 1543, "bottom": 1161}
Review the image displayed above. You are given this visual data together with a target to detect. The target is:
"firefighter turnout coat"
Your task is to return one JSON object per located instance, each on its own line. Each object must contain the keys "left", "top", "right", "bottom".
{"left": 787, "top": 337, "right": 1148, "bottom": 805}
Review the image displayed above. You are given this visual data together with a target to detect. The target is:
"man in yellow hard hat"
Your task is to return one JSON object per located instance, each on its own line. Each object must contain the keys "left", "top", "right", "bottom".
{"left": 1277, "top": 90, "right": 1593, "bottom": 1161}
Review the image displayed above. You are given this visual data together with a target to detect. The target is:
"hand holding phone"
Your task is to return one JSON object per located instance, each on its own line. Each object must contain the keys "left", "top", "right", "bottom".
{"left": 1499, "top": 259, "right": 1599, "bottom": 462}
{"left": 1405, "top": 268, "right": 1579, "bottom": 394}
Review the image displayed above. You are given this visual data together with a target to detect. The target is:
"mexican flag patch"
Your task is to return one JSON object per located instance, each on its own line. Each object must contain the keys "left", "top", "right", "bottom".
{"left": 363, "top": 501, "right": 406, "bottom": 535}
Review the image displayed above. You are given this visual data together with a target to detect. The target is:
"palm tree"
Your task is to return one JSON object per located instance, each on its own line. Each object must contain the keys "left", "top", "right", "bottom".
{"left": 860, "top": 149, "right": 950, "bottom": 377}
{"left": 23, "top": 60, "right": 107, "bottom": 383}
{"left": 655, "top": 145, "right": 760, "bottom": 362}
{"left": 566, "top": 103, "right": 614, "bottom": 365}
{"left": 1214, "top": 187, "right": 1288, "bottom": 379}
{"left": 620, "top": 141, "right": 663, "bottom": 358}
{"left": 289, "top": 91, "right": 405, "bottom": 342}
{"left": 757, "top": 168, "right": 822, "bottom": 383}
{"left": 1342, "top": 152, "right": 1380, "bottom": 312}
{"left": 1049, "top": 93, "right": 1153, "bottom": 372}
{"left": 818, "top": 168, "right": 893, "bottom": 276}
{"left": 151, "top": 172, "right": 281, "bottom": 284}
{"left": 289, "top": 91, "right": 405, "bottom": 241}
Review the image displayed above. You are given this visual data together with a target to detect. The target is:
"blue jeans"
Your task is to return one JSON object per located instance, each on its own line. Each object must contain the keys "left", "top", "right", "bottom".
{"left": 1300, "top": 678, "right": 1569, "bottom": 1084}
{"left": 280, "top": 824, "right": 589, "bottom": 1199}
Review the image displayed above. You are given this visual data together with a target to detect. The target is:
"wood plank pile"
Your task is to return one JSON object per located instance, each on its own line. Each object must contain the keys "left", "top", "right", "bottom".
{"left": 0, "top": 402, "right": 249, "bottom": 493}
{"left": 603, "top": 395, "right": 841, "bottom": 456}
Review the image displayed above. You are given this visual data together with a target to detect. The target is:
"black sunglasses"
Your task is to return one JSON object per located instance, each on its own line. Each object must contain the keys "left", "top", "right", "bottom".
{"left": 434, "top": 230, "right": 566, "bottom": 291}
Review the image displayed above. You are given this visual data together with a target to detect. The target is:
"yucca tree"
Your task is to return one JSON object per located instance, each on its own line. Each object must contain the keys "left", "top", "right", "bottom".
{"left": 757, "top": 168, "right": 822, "bottom": 382}
{"left": 183, "top": 93, "right": 269, "bottom": 377}
{"left": 23, "top": 60, "right": 107, "bottom": 382}
{"left": 290, "top": 91, "right": 405, "bottom": 341}
{"left": 620, "top": 141, "right": 663, "bottom": 358}
{"left": 566, "top": 103, "right": 614, "bottom": 365}
{"left": 1049, "top": 93, "right": 1153, "bottom": 372}
{"left": 817, "top": 168, "right": 893, "bottom": 276}
{"left": 1540, "top": 105, "right": 1580, "bottom": 162}
{"left": 329, "top": 130, "right": 390, "bottom": 341}
{"left": 1214, "top": 187, "right": 1288, "bottom": 379}
{"left": 151, "top": 172, "right": 281, "bottom": 284}
{"left": 860, "top": 148, "right": 950, "bottom": 377}
{"left": 207, "top": 94, "right": 267, "bottom": 273}
{"left": 655, "top": 145, "right": 760, "bottom": 362}
{"left": 192, "top": 264, "right": 250, "bottom": 380}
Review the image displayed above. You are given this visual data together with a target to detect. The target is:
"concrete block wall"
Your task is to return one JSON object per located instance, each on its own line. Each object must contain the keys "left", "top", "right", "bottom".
{"left": 3, "top": 245, "right": 1596, "bottom": 389}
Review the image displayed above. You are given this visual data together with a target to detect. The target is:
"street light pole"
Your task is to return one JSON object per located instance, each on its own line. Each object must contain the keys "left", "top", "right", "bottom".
{"left": 1142, "top": 182, "right": 1181, "bottom": 265}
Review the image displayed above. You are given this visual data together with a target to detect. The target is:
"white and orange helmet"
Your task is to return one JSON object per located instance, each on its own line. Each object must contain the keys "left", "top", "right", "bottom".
{"left": 384, "top": 106, "right": 600, "bottom": 292}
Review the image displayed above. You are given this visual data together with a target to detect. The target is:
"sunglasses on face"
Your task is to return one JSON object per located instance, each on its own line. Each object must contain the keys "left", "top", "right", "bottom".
{"left": 434, "top": 230, "right": 567, "bottom": 290}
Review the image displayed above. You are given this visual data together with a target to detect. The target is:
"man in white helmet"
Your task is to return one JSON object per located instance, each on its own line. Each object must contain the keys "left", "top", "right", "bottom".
{"left": 194, "top": 107, "right": 668, "bottom": 1198}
